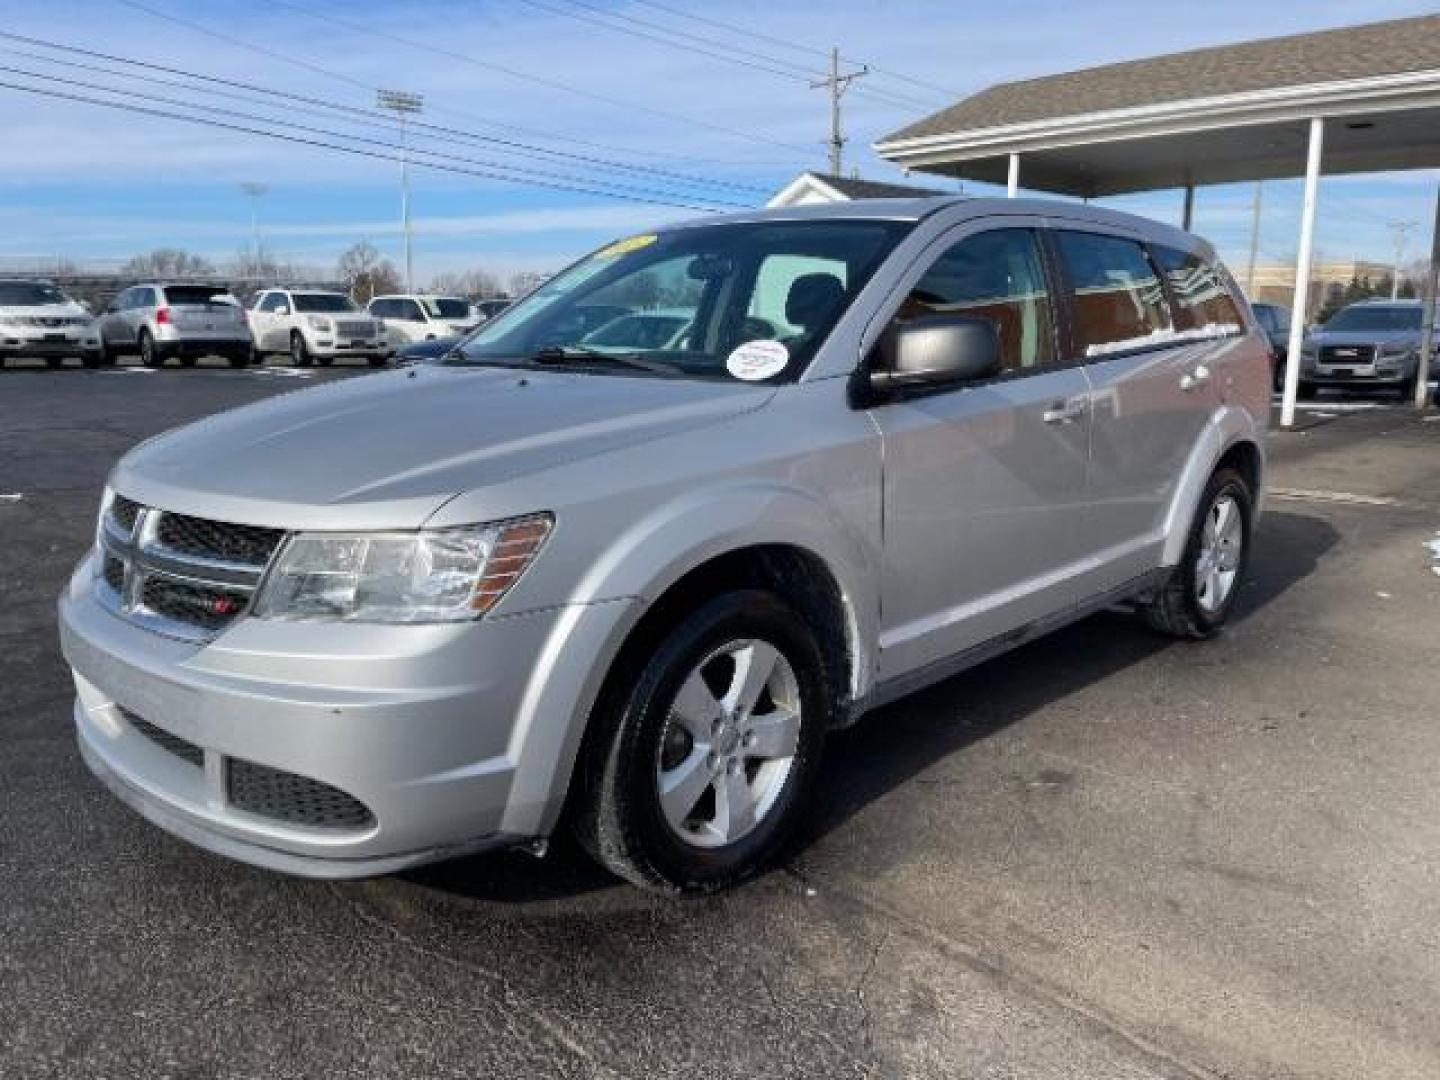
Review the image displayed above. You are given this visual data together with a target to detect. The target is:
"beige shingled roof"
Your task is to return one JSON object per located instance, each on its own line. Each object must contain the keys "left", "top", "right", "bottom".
{"left": 882, "top": 15, "right": 1440, "bottom": 144}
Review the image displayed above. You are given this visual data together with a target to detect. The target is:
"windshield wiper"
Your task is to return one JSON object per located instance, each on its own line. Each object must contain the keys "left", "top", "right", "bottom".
{"left": 527, "top": 345, "right": 675, "bottom": 374}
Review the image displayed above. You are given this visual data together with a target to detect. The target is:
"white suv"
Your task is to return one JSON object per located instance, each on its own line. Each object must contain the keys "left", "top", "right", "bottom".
{"left": 249, "top": 289, "right": 387, "bottom": 367}
{"left": 0, "top": 279, "right": 103, "bottom": 368}
{"left": 367, "top": 294, "right": 478, "bottom": 347}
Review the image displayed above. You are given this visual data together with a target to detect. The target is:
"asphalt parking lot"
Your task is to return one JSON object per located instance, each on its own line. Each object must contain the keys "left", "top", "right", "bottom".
{"left": 3, "top": 365, "right": 1438, "bottom": 1079}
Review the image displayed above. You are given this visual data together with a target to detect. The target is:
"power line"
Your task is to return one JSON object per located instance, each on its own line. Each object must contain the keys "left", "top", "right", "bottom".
{"left": 250, "top": 0, "right": 815, "bottom": 154}
{"left": 0, "top": 31, "right": 772, "bottom": 198}
{"left": 107, "top": 0, "right": 792, "bottom": 170}
{"left": 625, "top": 0, "right": 962, "bottom": 101}
{"left": 516, "top": 0, "right": 942, "bottom": 112}
{"left": 0, "top": 70, "right": 739, "bottom": 212}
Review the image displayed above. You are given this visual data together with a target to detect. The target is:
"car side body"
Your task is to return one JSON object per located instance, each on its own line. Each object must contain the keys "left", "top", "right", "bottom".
{"left": 367, "top": 294, "right": 479, "bottom": 347}
{"left": 59, "top": 197, "right": 1269, "bottom": 890}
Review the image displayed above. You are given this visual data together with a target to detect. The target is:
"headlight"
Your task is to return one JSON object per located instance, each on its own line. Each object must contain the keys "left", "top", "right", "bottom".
{"left": 1377, "top": 343, "right": 1414, "bottom": 359}
{"left": 306, "top": 316, "right": 334, "bottom": 332}
{"left": 253, "top": 515, "right": 552, "bottom": 623}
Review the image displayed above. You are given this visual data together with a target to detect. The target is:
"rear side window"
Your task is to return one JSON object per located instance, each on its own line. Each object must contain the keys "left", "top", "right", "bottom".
{"left": 1055, "top": 231, "right": 1171, "bottom": 357}
{"left": 904, "top": 228, "right": 1055, "bottom": 372}
{"left": 1152, "top": 246, "right": 1242, "bottom": 334}
{"left": 398, "top": 299, "right": 425, "bottom": 321}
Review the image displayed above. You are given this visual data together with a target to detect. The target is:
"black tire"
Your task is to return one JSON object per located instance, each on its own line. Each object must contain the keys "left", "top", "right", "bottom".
{"left": 573, "top": 589, "right": 830, "bottom": 894}
{"left": 45, "top": 356, "right": 64, "bottom": 369}
{"left": 139, "top": 331, "right": 162, "bottom": 368}
{"left": 290, "top": 332, "right": 312, "bottom": 367}
{"left": 178, "top": 356, "right": 198, "bottom": 368}
{"left": 1297, "top": 381, "right": 1317, "bottom": 401}
{"left": 81, "top": 352, "right": 102, "bottom": 369}
{"left": 1142, "top": 467, "right": 1253, "bottom": 640}
{"left": 1397, "top": 377, "right": 1417, "bottom": 402}
{"left": 97, "top": 342, "right": 117, "bottom": 366}
{"left": 367, "top": 355, "right": 387, "bottom": 368}
{"left": 315, "top": 355, "right": 334, "bottom": 367}
{"left": 228, "top": 350, "right": 251, "bottom": 368}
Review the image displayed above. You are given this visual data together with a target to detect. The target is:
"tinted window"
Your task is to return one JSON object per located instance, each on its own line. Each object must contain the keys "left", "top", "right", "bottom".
{"left": 369, "top": 299, "right": 393, "bottom": 318}
{"left": 1324, "top": 305, "right": 1422, "bottom": 332}
{"left": 1056, "top": 231, "right": 1171, "bottom": 356}
{"left": 293, "top": 293, "right": 357, "bottom": 313}
{"left": 164, "top": 285, "right": 230, "bottom": 306}
{"left": 903, "top": 228, "right": 1055, "bottom": 372}
{"left": 258, "top": 292, "right": 287, "bottom": 312}
{"left": 424, "top": 298, "right": 470, "bottom": 319}
{"left": 398, "top": 299, "right": 425, "bottom": 321}
{"left": 1152, "top": 246, "right": 1242, "bottom": 333}
{"left": 0, "top": 282, "right": 70, "bottom": 306}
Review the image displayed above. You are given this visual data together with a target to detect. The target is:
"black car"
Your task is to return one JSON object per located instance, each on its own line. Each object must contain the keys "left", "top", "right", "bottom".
{"left": 1250, "top": 301, "right": 1292, "bottom": 390}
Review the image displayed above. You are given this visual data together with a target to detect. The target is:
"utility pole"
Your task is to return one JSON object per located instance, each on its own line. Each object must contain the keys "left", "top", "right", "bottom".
{"left": 809, "top": 47, "right": 867, "bottom": 176}
{"left": 1388, "top": 220, "right": 1417, "bottom": 299}
{"left": 377, "top": 89, "right": 424, "bottom": 292}
{"left": 1245, "top": 181, "right": 1263, "bottom": 294}
{"left": 239, "top": 182, "right": 267, "bottom": 279}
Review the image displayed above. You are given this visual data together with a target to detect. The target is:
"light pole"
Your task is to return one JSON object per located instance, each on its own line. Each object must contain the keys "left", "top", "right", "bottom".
{"left": 377, "top": 89, "right": 424, "bottom": 292}
{"left": 239, "top": 181, "right": 267, "bottom": 280}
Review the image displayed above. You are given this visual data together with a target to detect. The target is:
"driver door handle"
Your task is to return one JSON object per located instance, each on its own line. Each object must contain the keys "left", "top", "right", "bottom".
{"left": 1042, "top": 397, "right": 1086, "bottom": 424}
{"left": 1180, "top": 364, "right": 1212, "bottom": 392}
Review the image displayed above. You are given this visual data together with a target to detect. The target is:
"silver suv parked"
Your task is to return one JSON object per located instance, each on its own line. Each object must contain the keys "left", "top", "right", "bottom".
{"left": 98, "top": 283, "right": 253, "bottom": 368}
{"left": 1296, "top": 299, "right": 1435, "bottom": 399}
{"left": 59, "top": 199, "right": 1269, "bottom": 893}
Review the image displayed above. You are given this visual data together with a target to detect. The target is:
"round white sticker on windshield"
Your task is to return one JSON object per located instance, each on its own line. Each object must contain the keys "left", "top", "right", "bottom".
{"left": 725, "top": 339, "right": 789, "bottom": 381}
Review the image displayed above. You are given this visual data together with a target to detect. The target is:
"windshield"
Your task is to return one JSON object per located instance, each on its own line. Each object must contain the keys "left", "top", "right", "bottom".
{"left": 293, "top": 293, "right": 359, "bottom": 313}
{"left": 424, "top": 297, "right": 471, "bottom": 319}
{"left": 449, "top": 219, "right": 912, "bottom": 381}
{"left": 0, "top": 282, "right": 71, "bottom": 307}
{"left": 1324, "top": 306, "right": 1422, "bottom": 333}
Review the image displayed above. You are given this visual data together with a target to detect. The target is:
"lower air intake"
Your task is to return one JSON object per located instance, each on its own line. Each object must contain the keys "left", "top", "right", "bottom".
{"left": 227, "top": 758, "right": 374, "bottom": 830}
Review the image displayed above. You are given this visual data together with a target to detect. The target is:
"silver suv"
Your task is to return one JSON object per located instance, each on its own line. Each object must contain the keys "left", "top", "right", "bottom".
{"left": 59, "top": 199, "right": 1269, "bottom": 893}
{"left": 1297, "top": 299, "right": 1435, "bottom": 399}
{"left": 98, "top": 283, "right": 253, "bottom": 368}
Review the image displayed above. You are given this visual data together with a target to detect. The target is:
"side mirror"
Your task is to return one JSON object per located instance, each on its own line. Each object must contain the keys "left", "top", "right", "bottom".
{"left": 867, "top": 313, "right": 1001, "bottom": 398}
{"left": 275, "top": 305, "right": 289, "bottom": 317}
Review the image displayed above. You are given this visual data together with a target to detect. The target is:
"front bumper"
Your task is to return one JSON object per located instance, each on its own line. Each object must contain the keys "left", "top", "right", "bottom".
{"left": 153, "top": 337, "right": 252, "bottom": 359}
{"left": 308, "top": 337, "right": 388, "bottom": 358}
{"left": 1302, "top": 354, "right": 1416, "bottom": 386}
{"left": 59, "top": 553, "right": 630, "bottom": 877}
{"left": 0, "top": 332, "right": 100, "bottom": 357}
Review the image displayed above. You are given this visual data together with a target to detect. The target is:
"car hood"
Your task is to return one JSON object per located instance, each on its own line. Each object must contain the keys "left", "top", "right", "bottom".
{"left": 111, "top": 366, "right": 774, "bottom": 530}
{"left": 0, "top": 301, "right": 91, "bottom": 321}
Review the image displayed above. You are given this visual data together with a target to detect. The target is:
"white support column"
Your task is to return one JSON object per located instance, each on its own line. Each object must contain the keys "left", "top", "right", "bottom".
{"left": 1415, "top": 179, "right": 1439, "bottom": 411}
{"left": 1006, "top": 153, "right": 1019, "bottom": 199}
{"left": 1181, "top": 183, "right": 1195, "bottom": 231}
{"left": 1280, "top": 118, "right": 1325, "bottom": 429}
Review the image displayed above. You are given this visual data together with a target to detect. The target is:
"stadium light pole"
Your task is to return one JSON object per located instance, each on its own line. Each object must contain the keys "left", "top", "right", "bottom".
{"left": 377, "top": 89, "right": 424, "bottom": 292}
{"left": 239, "top": 181, "right": 267, "bottom": 275}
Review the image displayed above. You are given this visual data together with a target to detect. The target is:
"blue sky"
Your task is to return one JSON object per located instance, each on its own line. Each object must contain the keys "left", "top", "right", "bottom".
{"left": 0, "top": 0, "right": 1436, "bottom": 286}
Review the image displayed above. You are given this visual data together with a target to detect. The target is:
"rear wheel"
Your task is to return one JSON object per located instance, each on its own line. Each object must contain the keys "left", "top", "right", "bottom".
{"left": 1397, "top": 376, "right": 1417, "bottom": 402}
{"left": 228, "top": 350, "right": 251, "bottom": 368}
{"left": 139, "top": 331, "right": 161, "bottom": 368}
{"left": 315, "top": 355, "right": 334, "bottom": 367}
{"left": 1142, "top": 467, "right": 1253, "bottom": 639}
{"left": 290, "top": 332, "right": 312, "bottom": 367}
{"left": 178, "top": 356, "right": 197, "bottom": 368}
{"left": 81, "top": 351, "right": 102, "bottom": 369}
{"left": 573, "top": 589, "right": 829, "bottom": 894}
{"left": 1297, "top": 381, "right": 1317, "bottom": 401}
{"left": 45, "top": 356, "right": 64, "bottom": 369}
{"left": 367, "top": 355, "right": 386, "bottom": 368}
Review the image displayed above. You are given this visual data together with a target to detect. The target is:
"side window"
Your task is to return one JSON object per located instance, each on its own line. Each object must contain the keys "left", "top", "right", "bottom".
{"left": 369, "top": 299, "right": 391, "bottom": 318}
{"left": 1055, "top": 231, "right": 1172, "bottom": 357}
{"left": 112, "top": 289, "right": 132, "bottom": 311}
{"left": 261, "top": 292, "right": 287, "bottom": 313}
{"left": 1152, "top": 246, "right": 1242, "bottom": 334}
{"left": 400, "top": 300, "right": 425, "bottom": 322}
{"left": 138, "top": 288, "right": 157, "bottom": 309}
{"left": 902, "top": 228, "right": 1055, "bottom": 372}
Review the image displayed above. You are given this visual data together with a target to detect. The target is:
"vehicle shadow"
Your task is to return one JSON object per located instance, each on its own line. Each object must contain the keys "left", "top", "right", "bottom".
{"left": 407, "top": 508, "right": 1339, "bottom": 905}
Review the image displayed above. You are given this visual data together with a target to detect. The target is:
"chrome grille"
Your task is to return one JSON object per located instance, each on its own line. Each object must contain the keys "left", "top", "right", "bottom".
{"left": 1318, "top": 344, "right": 1376, "bottom": 366}
{"left": 95, "top": 496, "right": 285, "bottom": 642}
{"left": 227, "top": 759, "right": 374, "bottom": 830}
{"left": 335, "top": 319, "right": 375, "bottom": 338}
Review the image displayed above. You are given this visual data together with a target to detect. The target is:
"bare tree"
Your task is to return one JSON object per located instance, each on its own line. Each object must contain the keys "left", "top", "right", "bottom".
{"left": 119, "top": 248, "right": 216, "bottom": 279}
{"left": 337, "top": 241, "right": 401, "bottom": 303}
{"left": 430, "top": 268, "right": 503, "bottom": 299}
{"left": 507, "top": 270, "right": 550, "bottom": 298}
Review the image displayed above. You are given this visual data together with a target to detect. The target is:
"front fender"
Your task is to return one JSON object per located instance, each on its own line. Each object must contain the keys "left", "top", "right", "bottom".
{"left": 1160, "top": 405, "right": 1266, "bottom": 567}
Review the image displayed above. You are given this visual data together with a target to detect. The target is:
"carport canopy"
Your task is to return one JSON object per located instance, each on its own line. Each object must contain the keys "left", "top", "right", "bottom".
{"left": 875, "top": 15, "right": 1440, "bottom": 426}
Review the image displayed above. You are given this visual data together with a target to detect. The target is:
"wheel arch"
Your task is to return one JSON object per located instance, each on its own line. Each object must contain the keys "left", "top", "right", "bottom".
{"left": 1160, "top": 407, "right": 1266, "bottom": 567}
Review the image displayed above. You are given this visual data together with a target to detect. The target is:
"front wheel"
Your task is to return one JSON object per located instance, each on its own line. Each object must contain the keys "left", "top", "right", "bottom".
{"left": 573, "top": 589, "right": 830, "bottom": 894}
{"left": 290, "top": 332, "right": 312, "bottom": 367}
{"left": 1142, "top": 467, "right": 1253, "bottom": 639}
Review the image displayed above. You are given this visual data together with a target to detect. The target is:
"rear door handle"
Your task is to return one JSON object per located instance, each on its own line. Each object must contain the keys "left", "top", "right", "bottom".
{"left": 1042, "top": 398, "right": 1086, "bottom": 424}
{"left": 1180, "top": 364, "right": 1212, "bottom": 392}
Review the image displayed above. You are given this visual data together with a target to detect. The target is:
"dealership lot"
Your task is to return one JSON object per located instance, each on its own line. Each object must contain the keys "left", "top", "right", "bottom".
{"left": 3, "top": 368, "right": 1438, "bottom": 1079}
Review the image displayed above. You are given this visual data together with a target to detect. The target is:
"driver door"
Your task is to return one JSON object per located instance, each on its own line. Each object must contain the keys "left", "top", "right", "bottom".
{"left": 869, "top": 222, "right": 1094, "bottom": 680}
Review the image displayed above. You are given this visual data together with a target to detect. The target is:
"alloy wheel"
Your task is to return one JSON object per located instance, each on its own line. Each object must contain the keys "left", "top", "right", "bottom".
{"left": 1195, "top": 492, "right": 1243, "bottom": 614}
